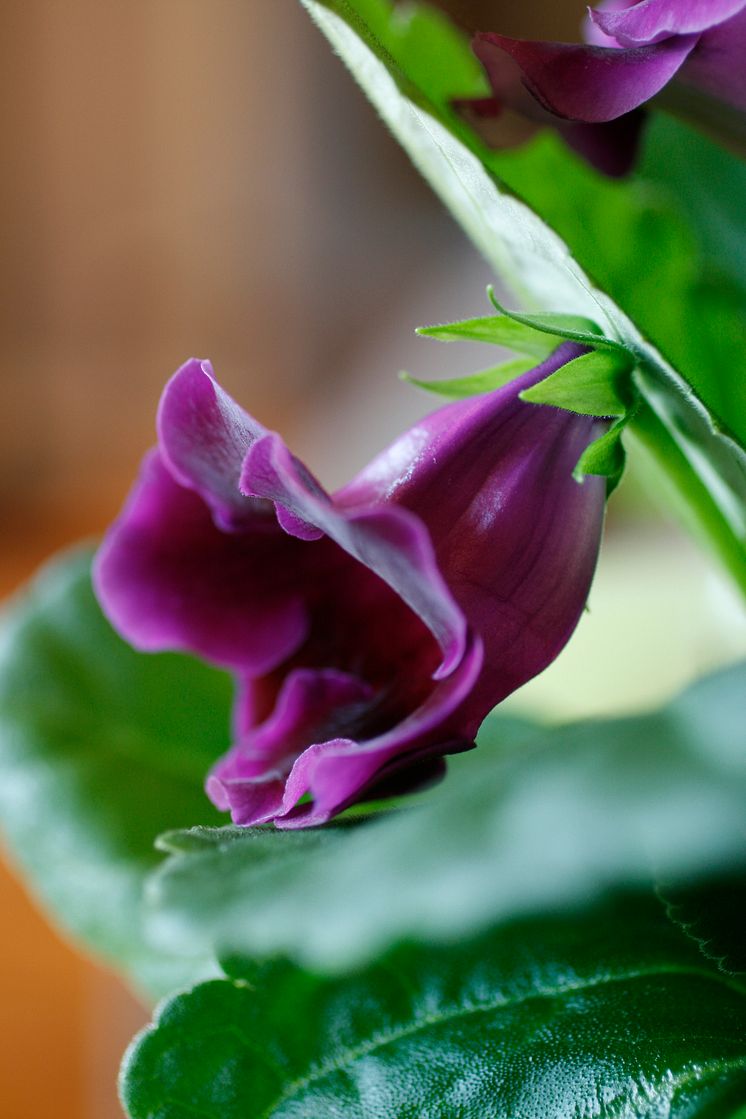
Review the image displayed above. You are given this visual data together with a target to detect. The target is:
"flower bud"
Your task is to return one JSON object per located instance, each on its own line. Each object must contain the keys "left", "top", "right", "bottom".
{"left": 95, "top": 345, "right": 607, "bottom": 827}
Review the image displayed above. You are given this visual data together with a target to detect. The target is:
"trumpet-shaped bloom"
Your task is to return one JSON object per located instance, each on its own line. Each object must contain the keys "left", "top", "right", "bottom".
{"left": 469, "top": 0, "right": 746, "bottom": 174}
{"left": 94, "top": 346, "right": 606, "bottom": 828}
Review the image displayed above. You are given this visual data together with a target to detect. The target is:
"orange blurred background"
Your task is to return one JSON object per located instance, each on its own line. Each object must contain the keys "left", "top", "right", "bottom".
{"left": 4, "top": 2, "right": 744, "bottom": 1117}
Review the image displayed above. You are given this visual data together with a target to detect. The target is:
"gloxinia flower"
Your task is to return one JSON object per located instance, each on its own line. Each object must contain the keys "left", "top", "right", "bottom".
{"left": 468, "top": 0, "right": 746, "bottom": 174}
{"left": 94, "top": 346, "right": 606, "bottom": 828}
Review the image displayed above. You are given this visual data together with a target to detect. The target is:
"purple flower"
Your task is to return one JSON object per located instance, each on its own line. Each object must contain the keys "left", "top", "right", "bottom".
{"left": 94, "top": 346, "right": 606, "bottom": 828}
{"left": 468, "top": 0, "right": 746, "bottom": 174}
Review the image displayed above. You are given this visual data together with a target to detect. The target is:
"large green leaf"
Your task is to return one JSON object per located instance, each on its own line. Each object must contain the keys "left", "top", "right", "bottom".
{"left": 659, "top": 872, "right": 746, "bottom": 977}
{"left": 0, "top": 549, "right": 231, "bottom": 997}
{"left": 144, "top": 662, "right": 746, "bottom": 973}
{"left": 122, "top": 893, "right": 746, "bottom": 1118}
{"left": 300, "top": 0, "right": 746, "bottom": 594}
{"left": 639, "top": 114, "right": 746, "bottom": 306}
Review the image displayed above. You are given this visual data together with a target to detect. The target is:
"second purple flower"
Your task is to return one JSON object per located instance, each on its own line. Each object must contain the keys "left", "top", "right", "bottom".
{"left": 469, "top": 0, "right": 746, "bottom": 173}
{"left": 94, "top": 345, "right": 607, "bottom": 828}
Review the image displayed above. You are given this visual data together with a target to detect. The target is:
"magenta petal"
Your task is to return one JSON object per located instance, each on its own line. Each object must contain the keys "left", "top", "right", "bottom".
{"left": 474, "top": 31, "right": 697, "bottom": 120}
{"left": 681, "top": 7, "right": 746, "bottom": 108}
{"left": 206, "top": 774, "right": 287, "bottom": 828}
{"left": 274, "top": 650, "right": 480, "bottom": 828}
{"left": 241, "top": 438, "right": 468, "bottom": 679}
{"left": 354, "top": 753, "right": 450, "bottom": 805}
{"left": 93, "top": 449, "right": 309, "bottom": 673}
{"left": 208, "top": 667, "right": 373, "bottom": 789}
{"left": 591, "top": 0, "right": 746, "bottom": 45}
{"left": 273, "top": 636, "right": 483, "bottom": 828}
{"left": 275, "top": 504, "right": 325, "bottom": 541}
{"left": 559, "top": 112, "right": 647, "bottom": 177}
{"left": 584, "top": 0, "right": 640, "bottom": 46}
{"left": 338, "top": 345, "right": 606, "bottom": 720}
{"left": 157, "top": 359, "right": 268, "bottom": 532}
{"left": 210, "top": 631, "right": 482, "bottom": 830}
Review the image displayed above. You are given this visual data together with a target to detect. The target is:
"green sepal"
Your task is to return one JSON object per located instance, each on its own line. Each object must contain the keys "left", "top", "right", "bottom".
{"left": 520, "top": 349, "right": 634, "bottom": 417}
{"left": 416, "top": 315, "right": 559, "bottom": 357}
{"left": 400, "top": 356, "right": 537, "bottom": 398}
{"left": 574, "top": 416, "right": 630, "bottom": 493}
{"left": 487, "top": 288, "right": 631, "bottom": 354}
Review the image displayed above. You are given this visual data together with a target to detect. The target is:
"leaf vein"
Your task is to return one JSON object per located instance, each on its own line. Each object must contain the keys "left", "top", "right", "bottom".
{"left": 256, "top": 964, "right": 746, "bottom": 1118}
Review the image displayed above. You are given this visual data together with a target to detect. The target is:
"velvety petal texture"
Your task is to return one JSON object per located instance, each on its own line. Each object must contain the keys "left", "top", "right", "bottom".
{"left": 336, "top": 347, "right": 607, "bottom": 724}
{"left": 94, "top": 363, "right": 312, "bottom": 674}
{"left": 95, "top": 349, "right": 607, "bottom": 828}
{"left": 679, "top": 6, "right": 746, "bottom": 108}
{"left": 156, "top": 358, "right": 268, "bottom": 532}
{"left": 473, "top": 33, "right": 697, "bottom": 122}
{"left": 468, "top": 0, "right": 746, "bottom": 172}
{"left": 590, "top": 0, "right": 746, "bottom": 44}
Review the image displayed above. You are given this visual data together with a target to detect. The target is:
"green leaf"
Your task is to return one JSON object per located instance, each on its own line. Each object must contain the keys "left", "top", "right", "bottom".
{"left": 300, "top": 0, "right": 746, "bottom": 595}
{"left": 640, "top": 114, "right": 746, "bottom": 306}
{"left": 401, "top": 357, "right": 536, "bottom": 398}
{"left": 659, "top": 872, "right": 746, "bottom": 977}
{"left": 416, "top": 313, "right": 592, "bottom": 356}
{"left": 520, "top": 350, "right": 633, "bottom": 417}
{"left": 121, "top": 893, "right": 746, "bottom": 1119}
{"left": 573, "top": 416, "right": 629, "bottom": 491}
{"left": 144, "top": 662, "right": 746, "bottom": 974}
{"left": 0, "top": 549, "right": 231, "bottom": 998}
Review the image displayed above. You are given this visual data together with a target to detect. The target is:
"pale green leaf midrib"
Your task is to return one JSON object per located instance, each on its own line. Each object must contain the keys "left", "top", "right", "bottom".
{"left": 256, "top": 963, "right": 746, "bottom": 1118}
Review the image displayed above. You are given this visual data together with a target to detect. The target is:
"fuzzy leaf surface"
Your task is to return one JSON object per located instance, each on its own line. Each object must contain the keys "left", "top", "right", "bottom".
{"left": 145, "top": 663, "right": 746, "bottom": 973}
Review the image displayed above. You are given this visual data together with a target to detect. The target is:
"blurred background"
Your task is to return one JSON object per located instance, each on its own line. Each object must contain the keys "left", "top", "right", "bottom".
{"left": 2, "top": 2, "right": 745, "bottom": 1115}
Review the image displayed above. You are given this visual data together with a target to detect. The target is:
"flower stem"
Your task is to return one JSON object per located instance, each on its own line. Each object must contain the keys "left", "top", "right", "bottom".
{"left": 631, "top": 400, "right": 746, "bottom": 599}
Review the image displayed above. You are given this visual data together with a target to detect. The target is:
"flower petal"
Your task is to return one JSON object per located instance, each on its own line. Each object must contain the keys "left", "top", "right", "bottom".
{"left": 338, "top": 344, "right": 607, "bottom": 720}
{"left": 590, "top": 0, "right": 746, "bottom": 45}
{"left": 473, "top": 31, "right": 697, "bottom": 120}
{"left": 240, "top": 438, "right": 469, "bottom": 680}
{"left": 560, "top": 112, "right": 647, "bottom": 177}
{"left": 207, "top": 667, "right": 374, "bottom": 818}
{"left": 274, "top": 634, "right": 483, "bottom": 828}
{"left": 584, "top": 0, "right": 640, "bottom": 47}
{"left": 207, "top": 774, "right": 287, "bottom": 829}
{"left": 681, "top": 6, "right": 746, "bottom": 108}
{"left": 93, "top": 449, "right": 310, "bottom": 673}
{"left": 455, "top": 73, "right": 644, "bottom": 175}
{"left": 157, "top": 358, "right": 268, "bottom": 532}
